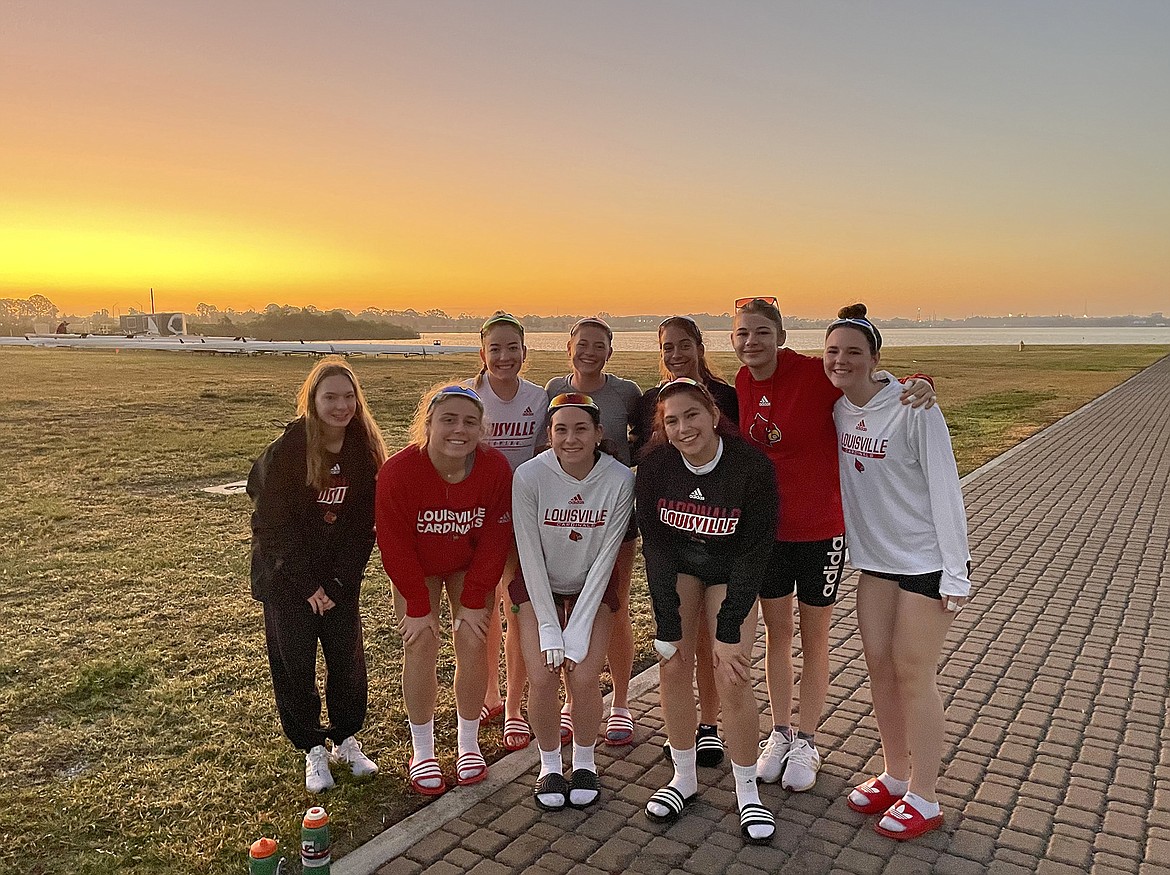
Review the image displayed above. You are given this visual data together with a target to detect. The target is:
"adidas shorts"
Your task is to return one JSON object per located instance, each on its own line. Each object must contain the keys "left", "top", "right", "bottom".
{"left": 759, "top": 536, "right": 846, "bottom": 607}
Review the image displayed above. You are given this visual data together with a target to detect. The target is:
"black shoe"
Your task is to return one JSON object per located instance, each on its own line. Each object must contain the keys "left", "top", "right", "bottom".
{"left": 534, "top": 772, "right": 569, "bottom": 811}
{"left": 696, "top": 724, "right": 725, "bottom": 768}
{"left": 567, "top": 768, "right": 600, "bottom": 809}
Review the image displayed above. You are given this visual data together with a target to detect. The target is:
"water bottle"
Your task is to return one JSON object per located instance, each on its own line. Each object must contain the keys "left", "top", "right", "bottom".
{"left": 301, "top": 806, "right": 331, "bottom": 872}
{"left": 248, "top": 837, "right": 286, "bottom": 874}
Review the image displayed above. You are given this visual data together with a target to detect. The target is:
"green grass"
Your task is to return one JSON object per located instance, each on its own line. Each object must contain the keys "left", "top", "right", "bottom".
{"left": 1, "top": 344, "right": 1164, "bottom": 874}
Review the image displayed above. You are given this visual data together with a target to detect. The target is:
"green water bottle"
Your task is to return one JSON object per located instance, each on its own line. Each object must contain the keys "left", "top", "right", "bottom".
{"left": 301, "top": 806, "right": 331, "bottom": 872}
{"left": 248, "top": 837, "right": 286, "bottom": 874}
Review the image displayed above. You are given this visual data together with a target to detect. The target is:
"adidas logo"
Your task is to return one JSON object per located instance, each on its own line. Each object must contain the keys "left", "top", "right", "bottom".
{"left": 330, "top": 464, "right": 341, "bottom": 475}
{"left": 759, "top": 395, "right": 771, "bottom": 407}
{"left": 569, "top": 494, "right": 585, "bottom": 505}
{"left": 522, "top": 406, "right": 533, "bottom": 416}
{"left": 689, "top": 488, "right": 705, "bottom": 500}
{"left": 856, "top": 419, "right": 867, "bottom": 431}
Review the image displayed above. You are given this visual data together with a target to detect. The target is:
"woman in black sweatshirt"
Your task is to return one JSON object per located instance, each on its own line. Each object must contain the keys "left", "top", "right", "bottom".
{"left": 636, "top": 379, "right": 778, "bottom": 843}
{"left": 247, "top": 356, "right": 388, "bottom": 793}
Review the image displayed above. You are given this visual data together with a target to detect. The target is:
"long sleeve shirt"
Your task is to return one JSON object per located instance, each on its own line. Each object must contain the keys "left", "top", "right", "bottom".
{"left": 375, "top": 444, "right": 513, "bottom": 616}
{"left": 512, "top": 450, "right": 635, "bottom": 664}
{"left": 636, "top": 437, "right": 778, "bottom": 644}
{"left": 247, "top": 418, "right": 378, "bottom": 608}
{"left": 833, "top": 375, "right": 972, "bottom": 597}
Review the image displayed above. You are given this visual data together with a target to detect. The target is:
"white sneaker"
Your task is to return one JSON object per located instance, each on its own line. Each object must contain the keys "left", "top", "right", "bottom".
{"left": 756, "top": 731, "right": 792, "bottom": 784}
{"left": 780, "top": 737, "right": 821, "bottom": 792}
{"left": 305, "top": 744, "right": 335, "bottom": 793}
{"left": 331, "top": 736, "right": 379, "bottom": 777}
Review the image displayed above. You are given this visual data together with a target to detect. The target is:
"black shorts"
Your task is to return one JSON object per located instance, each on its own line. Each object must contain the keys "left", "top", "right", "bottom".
{"left": 860, "top": 569, "right": 942, "bottom": 600}
{"left": 622, "top": 511, "right": 639, "bottom": 544}
{"left": 759, "top": 536, "right": 845, "bottom": 607}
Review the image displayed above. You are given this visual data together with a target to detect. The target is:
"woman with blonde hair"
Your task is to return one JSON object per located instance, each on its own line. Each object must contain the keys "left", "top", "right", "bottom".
{"left": 248, "top": 356, "right": 388, "bottom": 793}
{"left": 375, "top": 384, "right": 513, "bottom": 795}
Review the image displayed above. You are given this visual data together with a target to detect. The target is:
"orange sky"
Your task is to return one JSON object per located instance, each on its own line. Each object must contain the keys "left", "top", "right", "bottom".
{"left": 3, "top": 2, "right": 1168, "bottom": 319}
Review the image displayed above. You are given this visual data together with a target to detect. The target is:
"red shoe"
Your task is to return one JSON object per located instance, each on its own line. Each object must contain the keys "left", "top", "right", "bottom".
{"left": 456, "top": 751, "right": 488, "bottom": 786}
{"left": 847, "top": 776, "right": 903, "bottom": 815}
{"left": 407, "top": 757, "right": 447, "bottom": 797}
{"left": 874, "top": 798, "right": 944, "bottom": 840}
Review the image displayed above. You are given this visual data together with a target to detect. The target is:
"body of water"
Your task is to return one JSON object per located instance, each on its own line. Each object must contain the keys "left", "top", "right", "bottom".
{"left": 419, "top": 327, "right": 1170, "bottom": 353}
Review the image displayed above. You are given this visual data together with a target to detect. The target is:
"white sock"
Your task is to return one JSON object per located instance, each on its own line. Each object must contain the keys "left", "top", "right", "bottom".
{"left": 457, "top": 714, "right": 481, "bottom": 757}
{"left": 902, "top": 792, "right": 939, "bottom": 818}
{"left": 647, "top": 745, "right": 697, "bottom": 818}
{"left": 536, "top": 745, "right": 565, "bottom": 808}
{"left": 409, "top": 719, "right": 435, "bottom": 763}
{"left": 732, "top": 760, "right": 761, "bottom": 809}
{"left": 881, "top": 772, "right": 910, "bottom": 795}
{"left": 572, "top": 742, "right": 596, "bottom": 773}
{"left": 538, "top": 745, "right": 563, "bottom": 780}
{"left": 734, "top": 760, "right": 772, "bottom": 840}
{"left": 849, "top": 771, "right": 909, "bottom": 808}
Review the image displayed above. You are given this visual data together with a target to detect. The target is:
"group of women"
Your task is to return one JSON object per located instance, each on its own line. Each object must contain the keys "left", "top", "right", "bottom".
{"left": 247, "top": 298, "right": 972, "bottom": 843}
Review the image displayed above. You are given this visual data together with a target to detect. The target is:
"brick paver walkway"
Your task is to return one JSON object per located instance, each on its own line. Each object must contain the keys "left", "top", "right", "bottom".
{"left": 339, "top": 355, "right": 1170, "bottom": 875}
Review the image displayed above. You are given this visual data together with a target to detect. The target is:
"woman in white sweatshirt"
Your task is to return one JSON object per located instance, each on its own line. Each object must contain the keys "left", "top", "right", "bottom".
{"left": 511, "top": 392, "right": 635, "bottom": 811}
{"left": 824, "top": 304, "right": 972, "bottom": 842}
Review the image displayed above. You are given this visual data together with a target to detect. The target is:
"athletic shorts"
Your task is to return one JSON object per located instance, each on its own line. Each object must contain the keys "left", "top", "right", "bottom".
{"left": 508, "top": 565, "right": 621, "bottom": 614}
{"left": 860, "top": 569, "right": 942, "bottom": 600}
{"left": 759, "top": 535, "right": 846, "bottom": 607}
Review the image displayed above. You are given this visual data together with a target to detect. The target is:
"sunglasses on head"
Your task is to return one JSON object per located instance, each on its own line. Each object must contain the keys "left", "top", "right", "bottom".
{"left": 658, "top": 314, "right": 699, "bottom": 329}
{"left": 734, "top": 296, "right": 779, "bottom": 311}
{"left": 428, "top": 385, "right": 483, "bottom": 410}
{"left": 548, "top": 392, "right": 599, "bottom": 412}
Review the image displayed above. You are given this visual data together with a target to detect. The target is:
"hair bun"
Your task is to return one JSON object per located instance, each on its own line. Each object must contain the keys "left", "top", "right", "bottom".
{"left": 837, "top": 303, "right": 868, "bottom": 320}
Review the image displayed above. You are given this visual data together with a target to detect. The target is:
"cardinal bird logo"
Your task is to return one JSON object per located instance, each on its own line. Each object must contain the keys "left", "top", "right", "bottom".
{"left": 855, "top": 459, "right": 865, "bottom": 473}
{"left": 749, "top": 413, "right": 782, "bottom": 447}
{"left": 569, "top": 530, "right": 583, "bottom": 541}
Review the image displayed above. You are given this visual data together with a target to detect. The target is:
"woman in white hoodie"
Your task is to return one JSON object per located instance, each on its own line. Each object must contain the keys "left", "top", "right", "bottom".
{"left": 511, "top": 392, "right": 635, "bottom": 811}
{"left": 824, "top": 304, "right": 971, "bottom": 842}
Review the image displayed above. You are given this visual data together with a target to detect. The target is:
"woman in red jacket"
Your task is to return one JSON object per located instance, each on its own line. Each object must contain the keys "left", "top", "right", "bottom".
{"left": 375, "top": 384, "right": 514, "bottom": 796}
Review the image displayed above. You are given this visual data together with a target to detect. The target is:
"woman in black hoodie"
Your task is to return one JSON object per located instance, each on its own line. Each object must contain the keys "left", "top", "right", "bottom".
{"left": 247, "top": 356, "right": 388, "bottom": 793}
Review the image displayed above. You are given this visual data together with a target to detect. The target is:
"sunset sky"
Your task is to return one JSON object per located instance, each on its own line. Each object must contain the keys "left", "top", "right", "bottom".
{"left": 3, "top": 1, "right": 1168, "bottom": 319}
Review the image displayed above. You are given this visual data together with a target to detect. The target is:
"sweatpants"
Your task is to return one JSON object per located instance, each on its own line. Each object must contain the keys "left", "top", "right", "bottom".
{"left": 263, "top": 596, "right": 368, "bottom": 751}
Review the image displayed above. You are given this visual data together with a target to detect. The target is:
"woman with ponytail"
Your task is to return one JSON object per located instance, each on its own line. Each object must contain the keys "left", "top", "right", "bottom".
{"left": 466, "top": 311, "right": 549, "bottom": 752}
{"left": 825, "top": 304, "right": 971, "bottom": 841}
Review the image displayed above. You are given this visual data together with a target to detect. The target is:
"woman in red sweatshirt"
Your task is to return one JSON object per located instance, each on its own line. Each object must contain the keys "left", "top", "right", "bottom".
{"left": 375, "top": 384, "right": 513, "bottom": 796}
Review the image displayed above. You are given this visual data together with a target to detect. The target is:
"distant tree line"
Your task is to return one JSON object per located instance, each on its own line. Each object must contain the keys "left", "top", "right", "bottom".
{"left": 2, "top": 295, "right": 1166, "bottom": 337}
{"left": 188, "top": 306, "right": 418, "bottom": 341}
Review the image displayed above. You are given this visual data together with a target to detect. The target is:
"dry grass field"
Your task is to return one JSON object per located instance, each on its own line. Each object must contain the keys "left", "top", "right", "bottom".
{"left": 2, "top": 344, "right": 1164, "bottom": 874}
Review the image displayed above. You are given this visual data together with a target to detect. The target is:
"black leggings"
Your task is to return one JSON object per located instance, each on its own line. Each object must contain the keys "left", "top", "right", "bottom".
{"left": 263, "top": 597, "right": 368, "bottom": 751}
